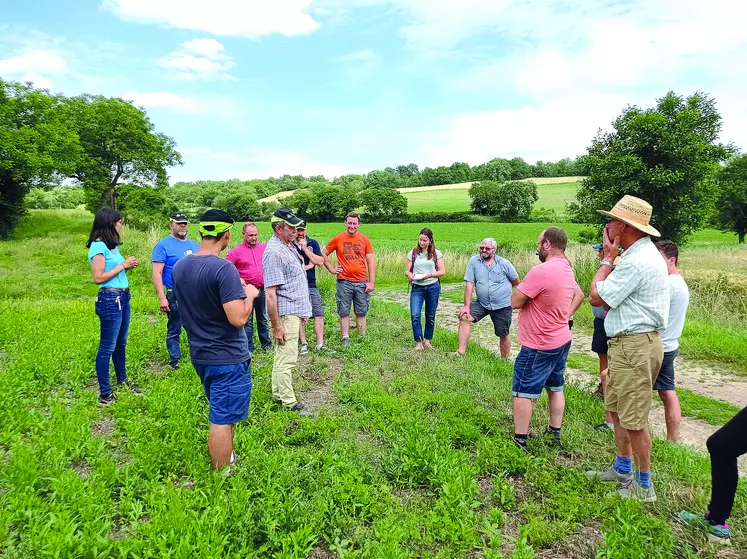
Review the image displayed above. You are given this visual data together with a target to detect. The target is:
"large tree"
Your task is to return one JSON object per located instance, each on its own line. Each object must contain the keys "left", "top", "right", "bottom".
{"left": 0, "top": 80, "right": 80, "bottom": 239}
{"left": 570, "top": 91, "right": 733, "bottom": 243}
{"left": 63, "top": 95, "right": 182, "bottom": 211}
{"left": 714, "top": 154, "right": 747, "bottom": 243}
{"left": 469, "top": 180, "right": 537, "bottom": 222}
{"left": 359, "top": 187, "right": 408, "bottom": 219}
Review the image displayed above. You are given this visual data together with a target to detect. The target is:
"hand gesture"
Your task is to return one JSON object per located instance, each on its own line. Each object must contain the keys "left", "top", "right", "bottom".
{"left": 335, "top": 265, "right": 343, "bottom": 275}
{"left": 458, "top": 305, "right": 471, "bottom": 321}
{"left": 244, "top": 283, "right": 259, "bottom": 300}
{"left": 273, "top": 323, "right": 286, "bottom": 345}
{"left": 365, "top": 281, "right": 375, "bottom": 293}
{"left": 122, "top": 256, "right": 138, "bottom": 270}
{"left": 158, "top": 296, "right": 170, "bottom": 313}
{"left": 602, "top": 226, "right": 621, "bottom": 262}
{"left": 406, "top": 271, "right": 414, "bottom": 281}
{"left": 297, "top": 237, "right": 307, "bottom": 249}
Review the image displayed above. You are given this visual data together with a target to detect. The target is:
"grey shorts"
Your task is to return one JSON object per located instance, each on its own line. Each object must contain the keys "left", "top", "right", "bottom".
{"left": 309, "top": 287, "right": 324, "bottom": 318}
{"left": 469, "top": 302, "right": 512, "bottom": 338}
{"left": 336, "top": 280, "right": 370, "bottom": 317}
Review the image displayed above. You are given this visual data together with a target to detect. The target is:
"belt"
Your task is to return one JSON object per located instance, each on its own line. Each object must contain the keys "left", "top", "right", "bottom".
{"left": 100, "top": 287, "right": 130, "bottom": 293}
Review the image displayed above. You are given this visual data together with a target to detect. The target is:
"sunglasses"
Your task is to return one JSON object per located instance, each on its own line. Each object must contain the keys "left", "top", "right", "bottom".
{"left": 479, "top": 247, "right": 494, "bottom": 251}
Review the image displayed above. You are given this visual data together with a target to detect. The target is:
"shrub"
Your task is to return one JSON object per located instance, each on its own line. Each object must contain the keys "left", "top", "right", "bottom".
{"left": 117, "top": 184, "right": 169, "bottom": 230}
{"left": 469, "top": 180, "right": 538, "bottom": 221}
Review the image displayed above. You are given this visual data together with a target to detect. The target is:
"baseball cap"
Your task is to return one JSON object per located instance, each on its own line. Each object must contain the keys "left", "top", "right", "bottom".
{"left": 592, "top": 243, "right": 603, "bottom": 250}
{"left": 271, "top": 207, "right": 304, "bottom": 227}
{"left": 170, "top": 212, "right": 189, "bottom": 223}
{"left": 198, "top": 209, "right": 234, "bottom": 236}
{"left": 296, "top": 221, "right": 307, "bottom": 230}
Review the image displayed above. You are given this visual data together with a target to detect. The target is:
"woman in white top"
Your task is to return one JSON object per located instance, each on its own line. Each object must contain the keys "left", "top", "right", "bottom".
{"left": 405, "top": 228, "right": 446, "bottom": 350}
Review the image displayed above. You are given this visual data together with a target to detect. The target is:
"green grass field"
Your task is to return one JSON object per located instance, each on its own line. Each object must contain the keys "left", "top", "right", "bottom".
{"left": 403, "top": 182, "right": 580, "bottom": 214}
{"left": 1, "top": 210, "right": 746, "bottom": 557}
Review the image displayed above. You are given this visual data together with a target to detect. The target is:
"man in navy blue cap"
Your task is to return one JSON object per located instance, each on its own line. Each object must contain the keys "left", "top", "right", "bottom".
{"left": 152, "top": 212, "right": 200, "bottom": 369}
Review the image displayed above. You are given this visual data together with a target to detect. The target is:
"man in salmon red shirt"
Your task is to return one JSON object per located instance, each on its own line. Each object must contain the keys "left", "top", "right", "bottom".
{"left": 225, "top": 222, "right": 272, "bottom": 357}
{"left": 510, "top": 227, "right": 585, "bottom": 451}
{"left": 322, "top": 213, "right": 375, "bottom": 347}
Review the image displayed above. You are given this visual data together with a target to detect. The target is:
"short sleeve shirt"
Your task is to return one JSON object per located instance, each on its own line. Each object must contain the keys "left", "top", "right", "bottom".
{"left": 172, "top": 255, "right": 249, "bottom": 365}
{"left": 516, "top": 257, "right": 579, "bottom": 350}
{"left": 295, "top": 237, "right": 322, "bottom": 288}
{"left": 325, "top": 232, "right": 373, "bottom": 283}
{"left": 596, "top": 236, "right": 669, "bottom": 337}
{"left": 406, "top": 249, "right": 443, "bottom": 286}
{"left": 263, "top": 236, "right": 312, "bottom": 318}
{"left": 225, "top": 242, "right": 266, "bottom": 288}
{"left": 662, "top": 274, "right": 689, "bottom": 352}
{"left": 151, "top": 235, "right": 200, "bottom": 289}
{"left": 88, "top": 241, "right": 128, "bottom": 289}
{"left": 464, "top": 255, "right": 518, "bottom": 310}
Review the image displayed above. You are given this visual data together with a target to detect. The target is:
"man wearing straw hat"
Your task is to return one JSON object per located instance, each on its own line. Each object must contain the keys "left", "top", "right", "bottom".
{"left": 586, "top": 195, "right": 669, "bottom": 502}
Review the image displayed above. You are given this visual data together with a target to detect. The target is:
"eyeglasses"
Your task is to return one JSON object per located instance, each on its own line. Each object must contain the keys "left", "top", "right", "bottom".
{"left": 479, "top": 247, "right": 494, "bottom": 251}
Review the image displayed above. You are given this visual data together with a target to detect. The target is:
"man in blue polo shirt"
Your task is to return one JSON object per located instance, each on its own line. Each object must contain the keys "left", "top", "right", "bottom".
{"left": 152, "top": 212, "right": 200, "bottom": 369}
{"left": 454, "top": 237, "right": 519, "bottom": 359}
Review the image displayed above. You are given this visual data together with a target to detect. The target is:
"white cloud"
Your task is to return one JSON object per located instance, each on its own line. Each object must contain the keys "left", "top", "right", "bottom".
{"left": 172, "top": 146, "right": 362, "bottom": 181}
{"left": 102, "top": 0, "right": 320, "bottom": 37}
{"left": 123, "top": 91, "right": 204, "bottom": 114}
{"left": 0, "top": 49, "right": 68, "bottom": 88}
{"left": 158, "top": 39, "right": 235, "bottom": 81}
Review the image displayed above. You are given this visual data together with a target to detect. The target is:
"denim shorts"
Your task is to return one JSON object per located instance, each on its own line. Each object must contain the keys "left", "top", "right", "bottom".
{"left": 653, "top": 349, "right": 678, "bottom": 391}
{"left": 512, "top": 341, "right": 572, "bottom": 398}
{"left": 469, "top": 302, "right": 511, "bottom": 338}
{"left": 193, "top": 361, "right": 252, "bottom": 425}
{"left": 336, "top": 280, "right": 369, "bottom": 317}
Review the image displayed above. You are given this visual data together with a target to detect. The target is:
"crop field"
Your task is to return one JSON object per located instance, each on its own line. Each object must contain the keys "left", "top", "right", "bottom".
{"left": 401, "top": 181, "right": 581, "bottom": 215}
{"left": 1, "top": 210, "right": 746, "bottom": 557}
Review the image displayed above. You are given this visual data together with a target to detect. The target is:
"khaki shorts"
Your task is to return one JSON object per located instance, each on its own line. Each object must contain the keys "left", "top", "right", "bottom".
{"left": 605, "top": 332, "right": 664, "bottom": 430}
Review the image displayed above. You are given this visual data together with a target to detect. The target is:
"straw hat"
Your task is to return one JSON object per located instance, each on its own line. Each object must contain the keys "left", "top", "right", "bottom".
{"left": 597, "top": 195, "right": 660, "bottom": 237}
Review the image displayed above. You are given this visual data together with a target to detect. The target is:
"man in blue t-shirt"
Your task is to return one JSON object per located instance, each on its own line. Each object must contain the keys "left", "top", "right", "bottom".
{"left": 152, "top": 212, "right": 200, "bottom": 369}
{"left": 295, "top": 223, "right": 329, "bottom": 353}
{"left": 173, "top": 209, "right": 258, "bottom": 471}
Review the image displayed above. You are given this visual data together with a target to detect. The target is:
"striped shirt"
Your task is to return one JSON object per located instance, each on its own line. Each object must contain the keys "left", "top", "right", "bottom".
{"left": 596, "top": 236, "right": 669, "bottom": 337}
{"left": 262, "top": 235, "right": 312, "bottom": 318}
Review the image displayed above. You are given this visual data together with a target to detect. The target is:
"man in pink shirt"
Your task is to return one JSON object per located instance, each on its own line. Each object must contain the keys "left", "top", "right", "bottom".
{"left": 225, "top": 222, "right": 272, "bottom": 356}
{"left": 510, "top": 227, "right": 585, "bottom": 451}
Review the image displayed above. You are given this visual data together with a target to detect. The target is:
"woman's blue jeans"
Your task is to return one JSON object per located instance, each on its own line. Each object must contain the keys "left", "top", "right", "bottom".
{"left": 410, "top": 282, "right": 440, "bottom": 342}
{"left": 95, "top": 290, "right": 131, "bottom": 396}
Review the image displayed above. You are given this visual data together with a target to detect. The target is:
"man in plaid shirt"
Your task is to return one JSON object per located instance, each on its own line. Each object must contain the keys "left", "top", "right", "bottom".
{"left": 587, "top": 195, "right": 669, "bottom": 503}
{"left": 263, "top": 207, "right": 312, "bottom": 414}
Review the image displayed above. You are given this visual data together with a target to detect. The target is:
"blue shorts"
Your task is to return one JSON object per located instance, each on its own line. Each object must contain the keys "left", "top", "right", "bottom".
{"left": 512, "top": 341, "right": 572, "bottom": 399}
{"left": 652, "top": 349, "right": 678, "bottom": 391}
{"left": 193, "top": 361, "right": 252, "bottom": 425}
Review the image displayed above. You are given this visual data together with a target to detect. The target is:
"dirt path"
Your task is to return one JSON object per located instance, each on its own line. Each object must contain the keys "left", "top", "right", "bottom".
{"left": 379, "top": 287, "right": 747, "bottom": 474}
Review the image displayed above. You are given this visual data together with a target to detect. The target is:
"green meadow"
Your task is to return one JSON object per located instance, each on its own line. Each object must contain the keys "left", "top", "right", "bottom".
{"left": 0, "top": 210, "right": 745, "bottom": 557}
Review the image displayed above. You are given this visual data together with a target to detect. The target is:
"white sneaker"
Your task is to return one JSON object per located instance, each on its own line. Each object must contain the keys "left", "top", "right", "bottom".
{"left": 299, "top": 343, "right": 309, "bottom": 354}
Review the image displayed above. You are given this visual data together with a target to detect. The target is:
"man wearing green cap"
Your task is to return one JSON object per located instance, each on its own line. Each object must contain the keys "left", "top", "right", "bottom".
{"left": 173, "top": 209, "right": 259, "bottom": 470}
{"left": 151, "top": 212, "right": 200, "bottom": 370}
{"left": 263, "top": 207, "right": 312, "bottom": 413}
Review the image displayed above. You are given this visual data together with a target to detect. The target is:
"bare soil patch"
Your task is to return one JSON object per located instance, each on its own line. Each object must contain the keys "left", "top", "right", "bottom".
{"left": 299, "top": 355, "right": 344, "bottom": 412}
{"left": 538, "top": 521, "right": 603, "bottom": 559}
{"left": 72, "top": 459, "right": 91, "bottom": 479}
{"left": 92, "top": 417, "right": 115, "bottom": 438}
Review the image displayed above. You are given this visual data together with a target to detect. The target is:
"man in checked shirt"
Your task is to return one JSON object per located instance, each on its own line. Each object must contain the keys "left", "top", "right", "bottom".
{"left": 586, "top": 195, "right": 669, "bottom": 502}
{"left": 263, "top": 208, "right": 312, "bottom": 416}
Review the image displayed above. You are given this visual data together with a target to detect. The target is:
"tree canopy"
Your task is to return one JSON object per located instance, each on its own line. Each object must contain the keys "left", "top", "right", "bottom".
{"left": 570, "top": 91, "right": 733, "bottom": 244}
{"left": 714, "top": 154, "right": 747, "bottom": 243}
{"left": 469, "top": 180, "right": 538, "bottom": 222}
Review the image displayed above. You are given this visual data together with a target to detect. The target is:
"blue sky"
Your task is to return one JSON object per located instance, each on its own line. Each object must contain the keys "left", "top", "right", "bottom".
{"left": 2, "top": 0, "right": 745, "bottom": 182}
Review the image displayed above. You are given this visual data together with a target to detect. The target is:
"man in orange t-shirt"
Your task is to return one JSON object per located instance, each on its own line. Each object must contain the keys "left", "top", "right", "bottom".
{"left": 322, "top": 213, "right": 375, "bottom": 347}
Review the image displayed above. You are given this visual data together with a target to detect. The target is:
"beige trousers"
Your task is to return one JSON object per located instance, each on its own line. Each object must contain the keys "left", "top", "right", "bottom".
{"left": 272, "top": 315, "right": 301, "bottom": 406}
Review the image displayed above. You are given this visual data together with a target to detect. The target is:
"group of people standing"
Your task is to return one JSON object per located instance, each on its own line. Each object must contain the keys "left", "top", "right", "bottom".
{"left": 85, "top": 195, "right": 743, "bottom": 545}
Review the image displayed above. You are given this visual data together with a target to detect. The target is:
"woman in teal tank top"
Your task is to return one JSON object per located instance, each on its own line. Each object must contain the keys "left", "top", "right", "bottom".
{"left": 86, "top": 208, "right": 141, "bottom": 404}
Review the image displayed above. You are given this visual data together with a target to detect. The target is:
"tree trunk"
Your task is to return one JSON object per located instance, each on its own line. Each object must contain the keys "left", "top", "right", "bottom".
{"left": 740, "top": 232, "right": 745, "bottom": 244}
{"left": 101, "top": 188, "right": 117, "bottom": 209}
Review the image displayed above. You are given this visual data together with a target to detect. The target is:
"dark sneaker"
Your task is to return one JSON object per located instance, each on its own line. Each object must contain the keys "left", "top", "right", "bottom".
{"left": 678, "top": 511, "right": 731, "bottom": 546}
{"left": 169, "top": 362, "right": 180, "bottom": 371}
{"left": 595, "top": 422, "right": 613, "bottom": 432}
{"left": 316, "top": 345, "right": 332, "bottom": 352}
{"left": 288, "top": 402, "right": 306, "bottom": 412}
{"left": 120, "top": 381, "right": 142, "bottom": 394}
{"left": 544, "top": 429, "right": 562, "bottom": 448}
{"left": 99, "top": 393, "right": 117, "bottom": 405}
{"left": 512, "top": 435, "right": 530, "bottom": 453}
{"left": 341, "top": 337, "right": 350, "bottom": 348}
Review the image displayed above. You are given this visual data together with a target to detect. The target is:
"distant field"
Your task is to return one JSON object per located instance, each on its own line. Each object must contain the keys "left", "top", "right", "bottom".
{"left": 259, "top": 176, "right": 586, "bottom": 206}
{"left": 404, "top": 181, "right": 580, "bottom": 214}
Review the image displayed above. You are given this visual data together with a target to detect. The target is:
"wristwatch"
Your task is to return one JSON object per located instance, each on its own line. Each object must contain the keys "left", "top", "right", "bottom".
{"left": 600, "top": 260, "right": 614, "bottom": 268}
